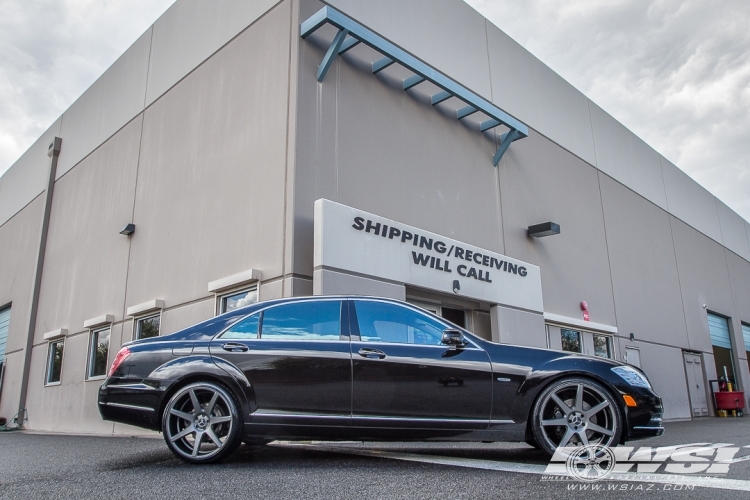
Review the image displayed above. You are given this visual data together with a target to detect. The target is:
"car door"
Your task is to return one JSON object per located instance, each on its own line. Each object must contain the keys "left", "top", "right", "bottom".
{"left": 349, "top": 299, "right": 492, "bottom": 429}
{"left": 209, "top": 299, "right": 352, "bottom": 426}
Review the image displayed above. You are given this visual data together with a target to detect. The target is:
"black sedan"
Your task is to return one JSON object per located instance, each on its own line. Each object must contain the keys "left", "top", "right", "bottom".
{"left": 98, "top": 296, "right": 664, "bottom": 463}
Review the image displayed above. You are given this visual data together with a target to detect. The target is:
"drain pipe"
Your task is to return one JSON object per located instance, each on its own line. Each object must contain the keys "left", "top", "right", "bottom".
{"left": 16, "top": 137, "right": 61, "bottom": 425}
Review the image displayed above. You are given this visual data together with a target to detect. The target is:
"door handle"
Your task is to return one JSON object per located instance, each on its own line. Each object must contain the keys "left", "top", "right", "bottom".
{"left": 222, "top": 342, "right": 249, "bottom": 353}
{"left": 358, "top": 348, "right": 386, "bottom": 359}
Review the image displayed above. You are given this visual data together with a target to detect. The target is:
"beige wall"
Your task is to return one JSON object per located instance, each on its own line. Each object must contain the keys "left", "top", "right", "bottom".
{"left": 125, "top": 0, "right": 293, "bottom": 310}
{"left": 2, "top": 0, "right": 750, "bottom": 429}
{"left": 0, "top": 196, "right": 45, "bottom": 419}
{"left": 2, "top": 0, "right": 298, "bottom": 431}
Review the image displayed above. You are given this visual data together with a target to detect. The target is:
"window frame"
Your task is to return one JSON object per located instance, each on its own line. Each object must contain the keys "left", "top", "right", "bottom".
{"left": 45, "top": 339, "right": 65, "bottom": 386}
{"left": 86, "top": 326, "right": 111, "bottom": 381}
{"left": 592, "top": 333, "right": 613, "bottom": 359}
{"left": 134, "top": 312, "right": 161, "bottom": 341}
{"left": 560, "top": 329, "right": 582, "bottom": 353}
{"left": 217, "top": 286, "right": 259, "bottom": 315}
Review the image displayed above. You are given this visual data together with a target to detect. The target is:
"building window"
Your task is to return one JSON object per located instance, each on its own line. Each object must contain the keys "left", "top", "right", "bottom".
{"left": 561, "top": 329, "right": 582, "bottom": 353}
{"left": 593, "top": 334, "right": 613, "bottom": 359}
{"left": 87, "top": 328, "right": 111, "bottom": 379}
{"left": 136, "top": 314, "right": 161, "bottom": 340}
{"left": 219, "top": 287, "right": 258, "bottom": 314}
{"left": 46, "top": 340, "right": 64, "bottom": 385}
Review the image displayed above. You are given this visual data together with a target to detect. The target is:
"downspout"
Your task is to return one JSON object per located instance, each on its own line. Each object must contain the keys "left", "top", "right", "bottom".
{"left": 16, "top": 137, "right": 61, "bottom": 425}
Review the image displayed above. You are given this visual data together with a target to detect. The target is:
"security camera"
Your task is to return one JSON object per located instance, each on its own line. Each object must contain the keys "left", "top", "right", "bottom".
{"left": 452, "top": 280, "right": 460, "bottom": 294}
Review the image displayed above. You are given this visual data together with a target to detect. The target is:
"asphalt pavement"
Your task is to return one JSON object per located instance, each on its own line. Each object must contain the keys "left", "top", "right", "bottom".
{"left": 1, "top": 417, "right": 749, "bottom": 499}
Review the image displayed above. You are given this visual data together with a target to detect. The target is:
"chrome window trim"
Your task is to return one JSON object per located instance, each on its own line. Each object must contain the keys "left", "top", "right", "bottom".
{"left": 214, "top": 298, "right": 345, "bottom": 340}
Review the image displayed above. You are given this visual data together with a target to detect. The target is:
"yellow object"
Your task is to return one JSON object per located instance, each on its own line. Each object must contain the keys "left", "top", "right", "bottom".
{"left": 718, "top": 410, "right": 728, "bottom": 417}
{"left": 727, "top": 382, "right": 734, "bottom": 392}
{"left": 623, "top": 395, "right": 637, "bottom": 407}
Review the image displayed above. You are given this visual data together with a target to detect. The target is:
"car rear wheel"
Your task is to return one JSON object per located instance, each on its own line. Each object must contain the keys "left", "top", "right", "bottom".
{"left": 162, "top": 382, "right": 242, "bottom": 464}
{"left": 531, "top": 377, "right": 622, "bottom": 456}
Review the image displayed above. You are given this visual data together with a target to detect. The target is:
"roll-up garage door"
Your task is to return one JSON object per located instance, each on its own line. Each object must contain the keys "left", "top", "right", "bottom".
{"left": 0, "top": 306, "right": 10, "bottom": 393}
{"left": 708, "top": 313, "right": 731, "bottom": 349}
{"left": 708, "top": 312, "right": 736, "bottom": 385}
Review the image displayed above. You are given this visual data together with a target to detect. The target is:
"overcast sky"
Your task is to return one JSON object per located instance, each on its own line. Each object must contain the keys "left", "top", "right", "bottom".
{"left": 1, "top": 0, "right": 748, "bottom": 221}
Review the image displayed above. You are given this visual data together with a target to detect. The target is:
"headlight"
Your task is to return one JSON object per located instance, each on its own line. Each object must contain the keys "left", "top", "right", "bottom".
{"left": 612, "top": 366, "right": 651, "bottom": 389}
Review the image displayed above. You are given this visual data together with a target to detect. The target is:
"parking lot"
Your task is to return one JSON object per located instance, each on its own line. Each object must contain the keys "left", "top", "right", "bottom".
{"left": 1, "top": 418, "right": 749, "bottom": 499}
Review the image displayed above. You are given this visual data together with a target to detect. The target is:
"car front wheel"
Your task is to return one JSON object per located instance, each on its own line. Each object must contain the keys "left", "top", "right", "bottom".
{"left": 531, "top": 377, "right": 622, "bottom": 456}
{"left": 162, "top": 382, "right": 243, "bottom": 464}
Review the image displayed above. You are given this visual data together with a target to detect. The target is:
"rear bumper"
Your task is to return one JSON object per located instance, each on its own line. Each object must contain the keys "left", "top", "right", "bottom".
{"left": 98, "top": 380, "right": 165, "bottom": 431}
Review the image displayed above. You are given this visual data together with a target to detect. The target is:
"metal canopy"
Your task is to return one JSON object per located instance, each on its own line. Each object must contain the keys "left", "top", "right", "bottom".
{"left": 301, "top": 6, "right": 529, "bottom": 166}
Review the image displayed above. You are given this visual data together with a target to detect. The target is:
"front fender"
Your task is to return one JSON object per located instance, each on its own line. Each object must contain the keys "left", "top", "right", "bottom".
{"left": 511, "top": 356, "right": 627, "bottom": 425}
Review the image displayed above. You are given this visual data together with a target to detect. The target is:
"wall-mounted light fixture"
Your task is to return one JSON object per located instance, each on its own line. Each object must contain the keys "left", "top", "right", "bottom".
{"left": 119, "top": 223, "right": 136, "bottom": 236}
{"left": 630, "top": 332, "right": 635, "bottom": 341}
{"left": 452, "top": 280, "right": 461, "bottom": 294}
{"left": 527, "top": 222, "right": 560, "bottom": 238}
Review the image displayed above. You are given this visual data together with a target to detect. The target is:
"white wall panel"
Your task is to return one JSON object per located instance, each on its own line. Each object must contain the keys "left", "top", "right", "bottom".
{"left": 589, "top": 102, "right": 667, "bottom": 209}
{"left": 0, "top": 117, "right": 61, "bottom": 227}
{"left": 127, "top": 2, "right": 291, "bottom": 308}
{"left": 717, "top": 200, "right": 750, "bottom": 260}
{"left": 325, "top": 0, "right": 492, "bottom": 100}
{"left": 56, "top": 29, "right": 152, "bottom": 179}
{"left": 145, "top": 0, "right": 281, "bottom": 106}
{"left": 486, "top": 22, "right": 596, "bottom": 166}
{"left": 661, "top": 156, "right": 723, "bottom": 244}
{"left": 34, "top": 118, "right": 142, "bottom": 344}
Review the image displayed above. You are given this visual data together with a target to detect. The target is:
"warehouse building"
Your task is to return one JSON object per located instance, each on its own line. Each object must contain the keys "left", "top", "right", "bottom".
{"left": 1, "top": 0, "right": 749, "bottom": 433}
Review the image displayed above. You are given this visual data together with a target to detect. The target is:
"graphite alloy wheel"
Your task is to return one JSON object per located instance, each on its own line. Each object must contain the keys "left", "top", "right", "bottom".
{"left": 531, "top": 377, "right": 622, "bottom": 456}
{"left": 162, "top": 382, "right": 242, "bottom": 464}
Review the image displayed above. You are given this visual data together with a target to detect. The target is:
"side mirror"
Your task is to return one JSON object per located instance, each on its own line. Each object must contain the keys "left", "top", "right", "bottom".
{"left": 441, "top": 329, "right": 466, "bottom": 349}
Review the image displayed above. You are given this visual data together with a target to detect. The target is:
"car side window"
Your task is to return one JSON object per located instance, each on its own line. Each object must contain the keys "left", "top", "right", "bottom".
{"left": 353, "top": 301, "right": 446, "bottom": 345}
{"left": 261, "top": 301, "right": 342, "bottom": 341}
{"left": 220, "top": 313, "right": 260, "bottom": 340}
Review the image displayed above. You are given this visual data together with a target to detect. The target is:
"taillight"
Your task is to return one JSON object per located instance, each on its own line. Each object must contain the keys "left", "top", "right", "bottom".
{"left": 108, "top": 347, "right": 131, "bottom": 377}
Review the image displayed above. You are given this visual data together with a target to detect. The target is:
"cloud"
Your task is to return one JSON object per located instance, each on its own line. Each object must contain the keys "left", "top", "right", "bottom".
{"left": 0, "top": 0, "right": 175, "bottom": 176}
{"left": 465, "top": 0, "right": 750, "bottom": 221}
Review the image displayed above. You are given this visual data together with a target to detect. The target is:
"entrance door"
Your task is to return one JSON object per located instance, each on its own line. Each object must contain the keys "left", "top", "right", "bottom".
{"left": 625, "top": 347, "right": 641, "bottom": 368}
{"left": 349, "top": 299, "right": 492, "bottom": 428}
{"left": 408, "top": 301, "right": 467, "bottom": 329}
{"left": 683, "top": 352, "right": 708, "bottom": 417}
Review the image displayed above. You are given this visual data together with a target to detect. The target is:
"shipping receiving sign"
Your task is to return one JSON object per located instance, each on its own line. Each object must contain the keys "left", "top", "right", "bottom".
{"left": 314, "top": 199, "right": 544, "bottom": 312}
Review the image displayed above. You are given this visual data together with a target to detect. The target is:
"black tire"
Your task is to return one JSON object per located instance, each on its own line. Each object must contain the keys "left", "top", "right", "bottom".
{"left": 525, "top": 438, "right": 541, "bottom": 450}
{"left": 530, "top": 377, "right": 622, "bottom": 456}
{"left": 162, "top": 382, "right": 243, "bottom": 464}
